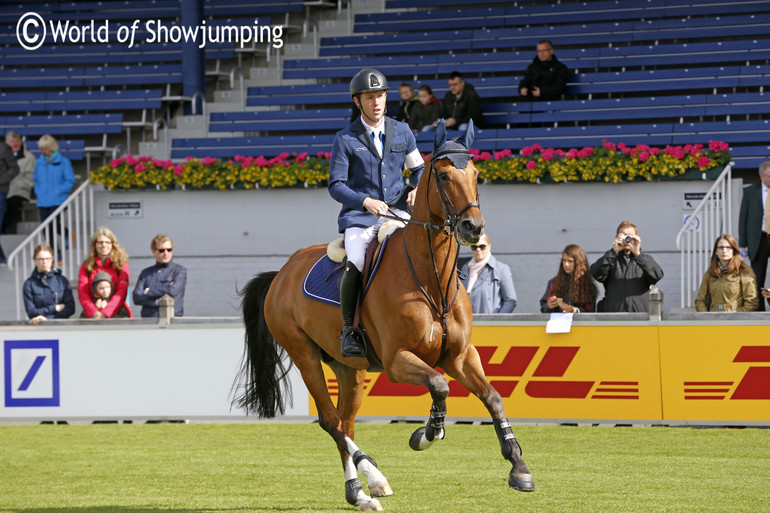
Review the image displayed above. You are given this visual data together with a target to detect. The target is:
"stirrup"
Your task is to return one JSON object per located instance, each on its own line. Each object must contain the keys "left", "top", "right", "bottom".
{"left": 340, "top": 327, "right": 367, "bottom": 358}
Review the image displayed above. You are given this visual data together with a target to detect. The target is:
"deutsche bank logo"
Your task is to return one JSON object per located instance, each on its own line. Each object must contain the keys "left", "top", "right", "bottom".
{"left": 4, "top": 340, "right": 60, "bottom": 407}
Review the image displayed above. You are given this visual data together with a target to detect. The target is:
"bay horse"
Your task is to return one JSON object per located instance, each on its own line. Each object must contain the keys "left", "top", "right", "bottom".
{"left": 234, "top": 121, "right": 534, "bottom": 511}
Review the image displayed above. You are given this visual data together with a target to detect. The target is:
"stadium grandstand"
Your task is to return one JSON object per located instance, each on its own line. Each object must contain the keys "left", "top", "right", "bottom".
{"left": 1, "top": 0, "right": 769, "bottom": 319}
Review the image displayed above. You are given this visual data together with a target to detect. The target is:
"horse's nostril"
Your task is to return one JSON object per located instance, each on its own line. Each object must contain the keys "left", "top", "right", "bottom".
{"left": 462, "top": 220, "right": 476, "bottom": 233}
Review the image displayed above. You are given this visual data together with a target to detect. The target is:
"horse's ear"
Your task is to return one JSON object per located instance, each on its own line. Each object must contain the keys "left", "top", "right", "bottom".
{"left": 433, "top": 119, "right": 447, "bottom": 156}
{"left": 461, "top": 119, "right": 475, "bottom": 150}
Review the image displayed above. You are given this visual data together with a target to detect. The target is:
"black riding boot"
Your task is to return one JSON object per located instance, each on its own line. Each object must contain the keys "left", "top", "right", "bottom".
{"left": 339, "top": 261, "right": 366, "bottom": 358}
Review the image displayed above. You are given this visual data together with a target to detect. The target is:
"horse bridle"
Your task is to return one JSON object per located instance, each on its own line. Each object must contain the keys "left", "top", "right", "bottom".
{"left": 386, "top": 149, "right": 479, "bottom": 365}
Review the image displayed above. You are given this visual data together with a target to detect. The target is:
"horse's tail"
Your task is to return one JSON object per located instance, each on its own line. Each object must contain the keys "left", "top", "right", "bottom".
{"left": 232, "top": 271, "right": 293, "bottom": 418}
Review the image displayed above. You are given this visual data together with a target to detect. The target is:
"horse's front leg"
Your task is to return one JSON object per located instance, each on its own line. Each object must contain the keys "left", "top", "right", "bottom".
{"left": 442, "top": 345, "right": 535, "bottom": 492}
{"left": 385, "top": 349, "right": 449, "bottom": 451}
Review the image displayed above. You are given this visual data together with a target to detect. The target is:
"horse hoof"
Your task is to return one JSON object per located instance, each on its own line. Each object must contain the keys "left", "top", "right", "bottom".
{"left": 369, "top": 480, "right": 393, "bottom": 497}
{"left": 408, "top": 426, "right": 433, "bottom": 451}
{"left": 359, "top": 498, "right": 383, "bottom": 512}
{"left": 509, "top": 472, "right": 535, "bottom": 492}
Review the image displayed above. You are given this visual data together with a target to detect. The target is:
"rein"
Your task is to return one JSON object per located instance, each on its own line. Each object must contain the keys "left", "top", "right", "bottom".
{"left": 395, "top": 152, "right": 479, "bottom": 365}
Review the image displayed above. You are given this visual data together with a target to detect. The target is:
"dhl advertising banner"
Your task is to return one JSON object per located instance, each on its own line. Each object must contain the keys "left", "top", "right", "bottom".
{"left": 315, "top": 324, "right": 664, "bottom": 421}
{"left": 660, "top": 326, "right": 770, "bottom": 422}
{"left": 314, "top": 322, "right": 770, "bottom": 423}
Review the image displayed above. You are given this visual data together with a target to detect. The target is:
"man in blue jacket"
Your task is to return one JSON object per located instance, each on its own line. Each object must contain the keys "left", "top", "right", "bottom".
{"left": 328, "top": 68, "right": 425, "bottom": 357}
{"left": 133, "top": 233, "right": 187, "bottom": 317}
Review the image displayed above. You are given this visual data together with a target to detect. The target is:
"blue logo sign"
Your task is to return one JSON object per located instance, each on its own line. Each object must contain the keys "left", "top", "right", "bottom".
{"left": 4, "top": 340, "right": 60, "bottom": 407}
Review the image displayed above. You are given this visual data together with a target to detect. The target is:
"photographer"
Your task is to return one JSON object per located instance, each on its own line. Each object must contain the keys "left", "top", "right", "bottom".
{"left": 590, "top": 221, "right": 664, "bottom": 312}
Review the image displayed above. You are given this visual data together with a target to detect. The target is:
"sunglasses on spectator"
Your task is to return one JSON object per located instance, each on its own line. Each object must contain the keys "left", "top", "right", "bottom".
{"left": 471, "top": 244, "right": 487, "bottom": 251}
{"left": 156, "top": 248, "right": 173, "bottom": 253}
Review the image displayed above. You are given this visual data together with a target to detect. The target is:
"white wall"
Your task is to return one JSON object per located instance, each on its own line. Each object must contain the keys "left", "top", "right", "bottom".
{"left": 94, "top": 179, "right": 742, "bottom": 316}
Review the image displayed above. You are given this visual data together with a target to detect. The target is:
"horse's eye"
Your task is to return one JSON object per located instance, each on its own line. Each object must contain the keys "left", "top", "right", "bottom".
{"left": 438, "top": 171, "right": 450, "bottom": 182}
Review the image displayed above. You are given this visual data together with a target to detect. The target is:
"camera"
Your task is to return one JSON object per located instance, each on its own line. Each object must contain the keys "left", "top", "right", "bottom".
{"left": 623, "top": 235, "right": 633, "bottom": 244}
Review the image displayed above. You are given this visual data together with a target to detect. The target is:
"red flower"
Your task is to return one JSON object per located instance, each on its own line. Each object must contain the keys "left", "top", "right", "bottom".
{"left": 526, "top": 160, "right": 537, "bottom": 170}
{"left": 697, "top": 156, "right": 712, "bottom": 168}
{"left": 134, "top": 163, "right": 146, "bottom": 173}
{"left": 603, "top": 141, "right": 617, "bottom": 151}
{"left": 521, "top": 146, "right": 534, "bottom": 157}
{"left": 203, "top": 156, "right": 217, "bottom": 166}
{"left": 173, "top": 164, "right": 183, "bottom": 176}
{"left": 479, "top": 151, "right": 492, "bottom": 160}
{"left": 638, "top": 151, "right": 650, "bottom": 162}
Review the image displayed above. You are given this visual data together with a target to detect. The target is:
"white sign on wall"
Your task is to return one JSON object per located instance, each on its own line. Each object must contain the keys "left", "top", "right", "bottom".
{"left": 108, "top": 201, "right": 142, "bottom": 218}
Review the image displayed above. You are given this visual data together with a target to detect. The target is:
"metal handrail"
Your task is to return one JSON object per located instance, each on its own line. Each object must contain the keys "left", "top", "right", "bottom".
{"left": 152, "top": 118, "right": 169, "bottom": 161}
{"left": 675, "top": 162, "right": 733, "bottom": 308}
{"left": 190, "top": 91, "right": 208, "bottom": 132}
{"left": 230, "top": 67, "right": 245, "bottom": 113}
{"left": 8, "top": 180, "right": 95, "bottom": 320}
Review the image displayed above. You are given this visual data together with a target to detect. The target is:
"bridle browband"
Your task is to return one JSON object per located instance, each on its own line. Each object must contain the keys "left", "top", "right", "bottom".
{"left": 383, "top": 149, "right": 480, "bottom": 366}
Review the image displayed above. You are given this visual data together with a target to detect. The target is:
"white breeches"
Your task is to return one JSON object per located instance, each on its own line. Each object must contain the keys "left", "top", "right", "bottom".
{"left": 344, "top": 208, "right": 408, "bottom": 271}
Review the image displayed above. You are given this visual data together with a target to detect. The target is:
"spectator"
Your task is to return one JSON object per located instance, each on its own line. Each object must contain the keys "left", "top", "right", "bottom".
{"left": 519, "top": 39, "right": 570, "bottom": 101}
{"left": 395, "top": 83, "right": 420, "bottom": 126}
{"left": 133, "top": 233, "right": 187, "bottom": 317}
{"left": 460, "top": 234, "right": 517, "bottom": 313}
{"left": 695, "top": 234, "right": 758, "bottom": 312}
{"left": 2, "top": 131, "right": 34, "bottom": 236}
{"left": 34, "top": 134, "right": 75, "bottom": 257}
{"left": 439, "top": 71, "right": 483, "bottom": 131}
{"left": 78, "top": 227, "right": 131, "bottom": 319}
{"left": 409, "top": 85, "right": 442, "bottom": 132}
{"left": 738, "top": 160, "right": 770, "bottom": 311}
{"left": 0, "top": 136, "right": 20, "bottom": 265}
{"left": 85, "top": 271, "right": 130, "bottom": 318}
{"left": 23, "top": 243, "right": 75, "bottom": 325}
{"left": 540, "top": 244, "right": 598, "bottom": 313}
{"left": 590, "top": 221, "right": 664, "bottom": 312}
{"left": 329, "top": 68, "right": 424, "bottom": 357}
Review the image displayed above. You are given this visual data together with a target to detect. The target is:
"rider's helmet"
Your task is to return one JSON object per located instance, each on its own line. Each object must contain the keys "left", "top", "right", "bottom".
{"left": 349, "top": 68, "right": 389, "bottom": 100}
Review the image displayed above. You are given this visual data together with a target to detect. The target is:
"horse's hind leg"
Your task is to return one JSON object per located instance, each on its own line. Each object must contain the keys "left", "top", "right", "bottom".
{"left": 332, "top": 363, "right": 393, "bottom": 499}
{"left": 442, "top": 345, "right": 535, "bottom": 492}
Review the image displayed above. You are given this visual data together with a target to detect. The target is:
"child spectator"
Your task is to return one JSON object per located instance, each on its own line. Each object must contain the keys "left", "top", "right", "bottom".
{"left": 410, "top": 85, "right": 442, "bottom": 132}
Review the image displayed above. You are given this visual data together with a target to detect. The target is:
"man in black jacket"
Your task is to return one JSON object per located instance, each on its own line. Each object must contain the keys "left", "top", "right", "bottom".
{"left": 440, "top": 71, "right": 483, "bottom": 130}
{"left": 590, "top": 221, "right": 664, "bottom": 312}
{"left": 738, "top": 160, "right": 770, "bottom": 310}
{"left": 519, "top": 40, "right": 570, "bottom": 101}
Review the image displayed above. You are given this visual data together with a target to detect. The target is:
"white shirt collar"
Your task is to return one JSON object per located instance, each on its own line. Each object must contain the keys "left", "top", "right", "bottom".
{"left": 361, "top": 117, "right": 384, "bottom": 139}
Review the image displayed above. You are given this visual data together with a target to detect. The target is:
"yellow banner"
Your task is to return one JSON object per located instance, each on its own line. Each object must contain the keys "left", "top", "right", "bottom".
{"left": 315, "top": 325, "right": 663, "bottom": 421}
{"left": 660, "top": 326, "right": 770, "bottom": 422}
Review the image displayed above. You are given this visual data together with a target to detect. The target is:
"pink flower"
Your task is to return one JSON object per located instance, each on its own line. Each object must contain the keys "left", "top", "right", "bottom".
{"left": 554, "top": 149, "right": 566, "bottom": 157}
{"left": 234, "top": 155, "right": 245, "bottom": 162}
{"left": 526, "top": 160, "right": 537, "bottom": 170}
{"left": 277, "top": 152, "right": 290, "bottom": 160}
{"left": 709, "top": 140, "right": 729, "bottom": 152}
{"left": 479, "top": 151, "right": 492, "bottom": 160}
{"left": 134, "top": 163, "right": 146, "bottom": 173}
{"left": 255, "top": 156, "right": 269, "bottom": 166}
{"left": 521, "top": 146, "right": 534, "bottom": 157}
{"left": 110, "top": 157, "right": 125, "bottom": 167}
{"left": 295, "top": 152, "right": 308, "bottom": 163}
{"left": 151, "top": 159, "right": 165, "bottom": 167}
{"left": 203, "top": 156, "right": 217, "bottom": 167}
{"left": 638, "top": 151, "right": 650, "bottom": 162}
{"left": 697, "top": 156, "right": 711, "bottom": 168}
{"left": 542, "top": 149, "right": 554, "bottom": 161}
{"left": 531, "top": 144, "right": 542, "bottom": 152}
{"left": 324, "top": 152, "right": 332, "bottom": 159}
{"left": 683, "top": 144, "right": 693, "bottom": 153}
{"left": 567, "top": 148, "right": 578, "bottom": 159}
{"left": 603, "top": 141, "right": 616, "bottom": 151}
{"left": 649, "top": 148, "right": 660, "bottom": 155}
{"left": 127, "top": 155, "right": 137, "bottom": 166}
{"left": 173, "top": 164, "right": 183, "bottom": 176}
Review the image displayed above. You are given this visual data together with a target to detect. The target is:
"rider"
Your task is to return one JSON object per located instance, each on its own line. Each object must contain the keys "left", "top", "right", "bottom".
{"left": 329, "top": 68, "right": 425, "bottom": 358}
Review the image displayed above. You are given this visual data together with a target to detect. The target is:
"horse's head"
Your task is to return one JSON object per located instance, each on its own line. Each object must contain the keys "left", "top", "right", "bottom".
{"left": 423, "top": 119, "right": 485, "bottom": 245}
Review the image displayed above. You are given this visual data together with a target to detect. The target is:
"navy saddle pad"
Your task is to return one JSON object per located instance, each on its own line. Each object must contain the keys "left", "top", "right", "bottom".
{"left": 302, "top": 236, "right": 390, "bottom": 306}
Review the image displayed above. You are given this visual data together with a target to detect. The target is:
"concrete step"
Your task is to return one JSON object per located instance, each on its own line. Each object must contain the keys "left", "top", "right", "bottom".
{"left": 1, "top": 234, "right": 28, "bottom": 257}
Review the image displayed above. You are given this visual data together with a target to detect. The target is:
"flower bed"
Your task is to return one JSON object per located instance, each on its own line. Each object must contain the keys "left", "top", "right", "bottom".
{"left": 90, "top": 141, "right": 731, "bottom": 190}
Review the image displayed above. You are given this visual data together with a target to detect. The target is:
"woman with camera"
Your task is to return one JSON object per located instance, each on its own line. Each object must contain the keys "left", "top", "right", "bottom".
{"left": 540, "top": 244, "right": 598, "bottom": 313}
{"left": 589, "top": 220, "right": 664, "bottom": 312}
{"left": 694, "top": 234, "right": 758, "bottom": 312}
